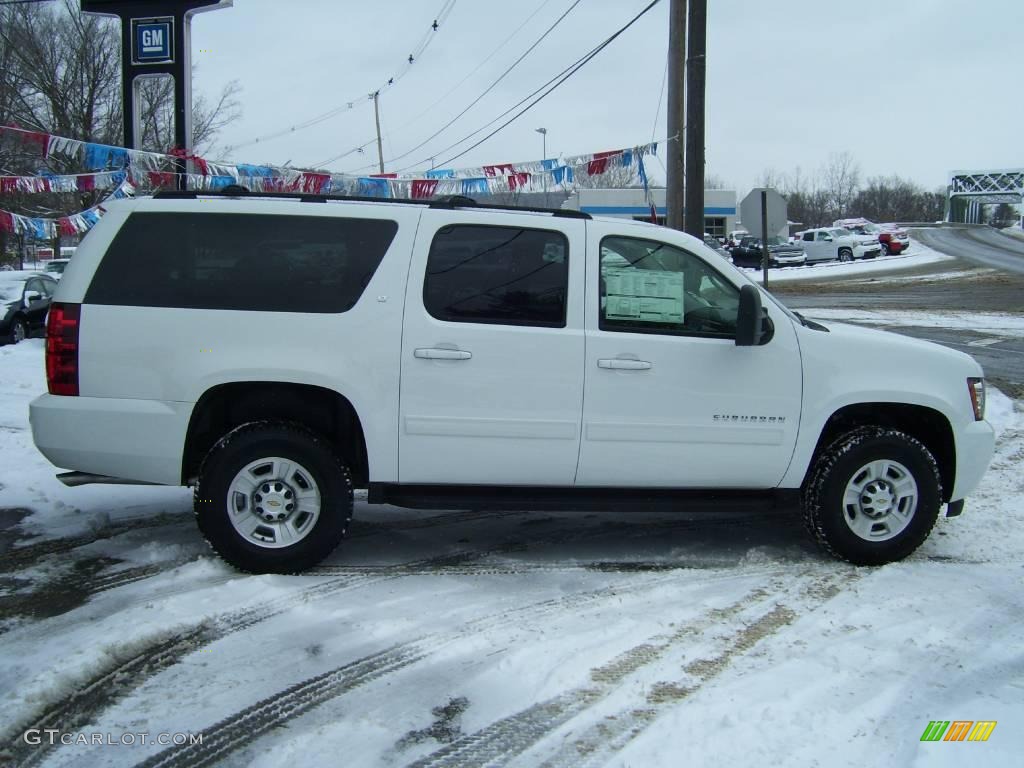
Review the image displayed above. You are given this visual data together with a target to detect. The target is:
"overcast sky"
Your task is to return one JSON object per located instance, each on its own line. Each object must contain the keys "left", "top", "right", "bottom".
{"left": 187, "top": 0, "right": 1024, "bottom": 192}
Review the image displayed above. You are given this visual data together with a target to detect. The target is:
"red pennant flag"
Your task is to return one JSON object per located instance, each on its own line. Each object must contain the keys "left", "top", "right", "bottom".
{"left": 0, "top": 178, "right": 16, "bottom": 193}
{"left": 147, "top": 171, "right": 175, "bottom": 188}
{"left": 411, "top": 179, "right": 439, "bottom": 199}
{"left": 509, "top": 172, "right": 530, "bottom": 191}
{"left": 20, "top": 130, "right": 50, "bottom": 156}
{"left": 76, "top": 174, "right": 95, "bottom": 191}
{"left": 58, "top": 217, "right": 77, "bottom": 236}
{"left": 588, "top": 150, "right": 619, "bottom": 176}
{"left": 0, "top": 211, "right": 13, "bottom": 233}
{"left": 300, "top": 172, "right": 330, "bottom": 194}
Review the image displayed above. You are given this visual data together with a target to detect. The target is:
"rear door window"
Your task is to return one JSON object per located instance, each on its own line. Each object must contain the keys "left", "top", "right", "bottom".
{"left": 423, "top": 224, "right": 569, "bottom": 327}
{"left": 85, "top": 212, "right": 398, "bottom": 313}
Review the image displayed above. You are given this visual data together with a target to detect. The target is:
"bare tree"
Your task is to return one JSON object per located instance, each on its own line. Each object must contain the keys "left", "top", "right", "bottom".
{"left": 0, "top": 0, "right": 240, "bottom": 170}
{"left": 135, "top": 72, "right": 241, "bottom": 155}
{"left": 822, "top": 151, "right": 860, "bottom": 220}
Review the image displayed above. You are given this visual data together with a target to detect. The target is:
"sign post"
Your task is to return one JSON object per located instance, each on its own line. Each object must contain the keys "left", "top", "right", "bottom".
{"left": 81, "top": 1, "right": 231, "bottom": 186}
{"left": 739, "top": 187, "right": 787, "bottom": 288}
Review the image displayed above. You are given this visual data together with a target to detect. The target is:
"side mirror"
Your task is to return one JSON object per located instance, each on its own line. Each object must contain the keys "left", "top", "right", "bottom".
{"left": 736, "top": 284, "right": 763, "bottom": 347}
{"left": 24, "top": 290, "right": 42, "bottom": 306}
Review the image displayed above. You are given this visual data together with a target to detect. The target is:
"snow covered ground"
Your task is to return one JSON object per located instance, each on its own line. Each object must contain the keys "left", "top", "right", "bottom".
{"left": 743, "top": 241, "right": 954, "bottom": 283}
{"left": 1, "top": 329, "right": 1022, "bottom": 768}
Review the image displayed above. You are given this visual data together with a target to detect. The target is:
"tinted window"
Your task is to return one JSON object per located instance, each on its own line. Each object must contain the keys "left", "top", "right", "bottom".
{"left": 424, "top": 225, "right": 568, "bottom": 327}
{"left": 85, "top": 212, "right": 398, "bottom": 313}
{"left": 599, "top": 236, "right": 739, "bottom": 338}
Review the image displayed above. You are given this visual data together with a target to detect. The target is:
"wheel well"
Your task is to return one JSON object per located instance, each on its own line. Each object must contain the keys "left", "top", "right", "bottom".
{"left": 182, "top": 383, "right": 369, "bottom": 487}
{"left": 808, "top": 403, "right": 956, "bottom": 501}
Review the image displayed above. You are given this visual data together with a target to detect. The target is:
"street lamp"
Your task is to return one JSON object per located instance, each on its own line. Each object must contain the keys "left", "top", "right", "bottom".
{"left": 535, "top": 127, "right": 548, "bottom": 207}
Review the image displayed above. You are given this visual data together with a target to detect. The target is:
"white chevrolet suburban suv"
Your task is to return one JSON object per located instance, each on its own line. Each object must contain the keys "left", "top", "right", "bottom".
{"left": 30, "top": 190, "right": 995, "bottom": 573}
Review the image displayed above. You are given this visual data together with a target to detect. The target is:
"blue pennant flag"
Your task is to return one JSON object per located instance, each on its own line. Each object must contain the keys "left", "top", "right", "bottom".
{"left": 541, "top": 159, "right": 558, "bottom": 171}
{"left": 209, "top": 175, "right": 235, "bottom": 190}
{"left": 552, "top": 166, "right": 573, "bottom": 185}
{"left": 236, "top": 164, "right": 274, "bottom": 178}
{"left": 461, "top": 178, "right": 489, "bottom": 196}
{"left": 83, "top": 143, "right": 129, "bottom": 171}
{"left": 29, "top": 218, "right": 49, "bottom": 239}
{"left": 425, "top": 169, "right": 455, "bottom": 179}
{"left": 357, "top": 177, "right": 392, "bottom": 198}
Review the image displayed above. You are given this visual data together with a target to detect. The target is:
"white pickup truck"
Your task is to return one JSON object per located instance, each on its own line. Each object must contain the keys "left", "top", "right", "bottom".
{"left": 798, "top": 227, "right": 881, "bottom": 262}
{"left": 30, "top": 191, "right": 994, "bottom": 573}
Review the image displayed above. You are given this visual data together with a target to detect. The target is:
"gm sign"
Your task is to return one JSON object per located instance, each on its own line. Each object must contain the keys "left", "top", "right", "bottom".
{"left": 131, "top": 17, "right": 174, "bottom": 64}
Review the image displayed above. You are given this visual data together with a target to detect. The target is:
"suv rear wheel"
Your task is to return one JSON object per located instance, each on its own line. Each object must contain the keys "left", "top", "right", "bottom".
{"left": 195, "top": 421, "right": 352, "bottom": 573}
{"left": 802, "top": 427, "right": 942, "bottom": 565}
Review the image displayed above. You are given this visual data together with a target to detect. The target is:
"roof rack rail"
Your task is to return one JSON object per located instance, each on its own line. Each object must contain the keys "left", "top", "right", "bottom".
{"left": 150, "top": 188, "right": 591, "bottom": 219}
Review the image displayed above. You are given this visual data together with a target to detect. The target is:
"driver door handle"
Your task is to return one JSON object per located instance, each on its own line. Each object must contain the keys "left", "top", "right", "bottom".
{"left": 597, "top": 359, "right": 651, "bottom": 370}
{"left": 414, "top": 348, "right": 472, "bottom": 360}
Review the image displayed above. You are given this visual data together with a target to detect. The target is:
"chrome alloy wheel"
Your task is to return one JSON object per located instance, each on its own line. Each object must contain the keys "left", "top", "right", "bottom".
{"left": 226, "top": 456, "right": 321, "bottom": 548}
{"left": 842, "top": 459, "right": 918, "bottom": 542}
{"left": 12, "top": 319, "right": 26, "bottom": 343}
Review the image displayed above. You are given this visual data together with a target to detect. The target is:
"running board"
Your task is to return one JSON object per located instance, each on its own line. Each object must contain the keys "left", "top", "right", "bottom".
{"left": 56, "top": 472, "right": 161, "bottom": 487}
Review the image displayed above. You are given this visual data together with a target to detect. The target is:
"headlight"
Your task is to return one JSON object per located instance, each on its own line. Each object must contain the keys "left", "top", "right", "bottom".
{"left": 967, "top": 377, "right": 986, "bottom": 421}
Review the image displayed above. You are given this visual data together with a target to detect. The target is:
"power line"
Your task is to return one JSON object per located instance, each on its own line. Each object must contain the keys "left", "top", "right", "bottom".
{"left": 228, "top": 0, "right": 457, "bottom": 152}
{"left": 361, "top": 0, "right": 583, "bottom": 169}
{"left": 418, "top": 0, "right": 664, "bottom": 170}
{"left": 315, "top": 0, "right": 558, "bottom": 170}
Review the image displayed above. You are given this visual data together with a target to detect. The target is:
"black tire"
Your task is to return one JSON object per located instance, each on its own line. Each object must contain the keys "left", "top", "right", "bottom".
{"left": 838, "top": 248, "right": 853, "bottom": 263}
{"left": 194, "top": 421, "right": 352, "bottom": 573}
{"left": 880, "top": 243, "right": 890, "bottom": 256}
{"left": 802, "top": 427, "right": 942, "bottom": 566}
{"left": 10, "top": 316, "right": 28, "bottom": 344}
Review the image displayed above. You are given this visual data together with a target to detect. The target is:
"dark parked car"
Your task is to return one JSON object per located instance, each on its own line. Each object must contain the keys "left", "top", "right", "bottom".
{"left": 0, "top": 271, "right": 57, "bottom": 344}
{"left": 730, "top": 236, "right": 807, "bottom": 268}
{"left": 703, "top": 235, "right": 733, "bottom": 261}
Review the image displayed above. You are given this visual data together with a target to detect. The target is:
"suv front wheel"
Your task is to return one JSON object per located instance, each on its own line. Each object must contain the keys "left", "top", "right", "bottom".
{"left": 802, "top": 427, "right": 942, "bottom": 565}
{"left": 195, "top": 421, "right": 353, "bottom": 573}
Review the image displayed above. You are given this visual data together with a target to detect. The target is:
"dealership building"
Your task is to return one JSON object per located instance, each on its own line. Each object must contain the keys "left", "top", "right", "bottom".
{"left": 561, "top": 188, "right": 738, "bottom": 237}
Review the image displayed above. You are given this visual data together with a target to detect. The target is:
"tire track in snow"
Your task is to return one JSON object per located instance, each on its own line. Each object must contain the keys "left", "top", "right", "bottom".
{"left": 1, "top": 513, "right": 722, "bottom": 767}
{"left": 129, "top": 569, "right": 731, "bottom": 768}
{"left": 1, "top": 543, "right": 514, "bottom": 768}
{"left": 406, "top": 570, "right": 855, "bottom": 768}
{"left": 3, "top": 512, "right": 789, "bottom": 767}
{"left": 0, "top": 512, "right": 193, "bottom": 573}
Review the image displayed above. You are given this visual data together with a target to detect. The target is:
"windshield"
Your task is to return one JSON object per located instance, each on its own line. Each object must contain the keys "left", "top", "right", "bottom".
{"left": 46, "top": 261, "right": 67, "bottom": 273}
{"left": 765, "top": 237, "right": 785, "bottom": 246}
{"left": 0, "top": 281, "right": 25, "bottom": 302}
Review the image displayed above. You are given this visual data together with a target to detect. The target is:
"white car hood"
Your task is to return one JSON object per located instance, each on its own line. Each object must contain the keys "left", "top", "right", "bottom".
{"left": 802, "top": 319, "right": 982, "bottom": 377}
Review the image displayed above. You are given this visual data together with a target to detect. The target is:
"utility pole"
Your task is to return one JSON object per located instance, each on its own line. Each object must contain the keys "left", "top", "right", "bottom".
{"left": 665, "top": 0, "right": 687, "bottom": 231}
{"left": 683, "top": 0, "right": 706, "bottom": 238}
{"left": 373, "top": 91, "right": 385, "bottom": 174}
{"left": 536, "top": 127, "right": 548, "bottom": 207}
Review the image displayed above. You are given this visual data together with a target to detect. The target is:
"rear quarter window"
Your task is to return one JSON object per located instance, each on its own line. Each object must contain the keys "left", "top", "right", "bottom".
{"left": 84, "top": 212, "right": 398, "bottom": 313}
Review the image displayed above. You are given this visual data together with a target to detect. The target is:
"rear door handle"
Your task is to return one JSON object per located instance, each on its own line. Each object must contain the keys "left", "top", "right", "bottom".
{"left": 414, "top": 348, "right": 472, "bottom": 360}
{"left": 597, "top": 359, "right": 651, "bottom": 370}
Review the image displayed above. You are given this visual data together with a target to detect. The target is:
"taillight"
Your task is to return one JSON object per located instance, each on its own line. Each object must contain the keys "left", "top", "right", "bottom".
{"left": 46, "top": 302, "right": 80, "bottom": 396}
